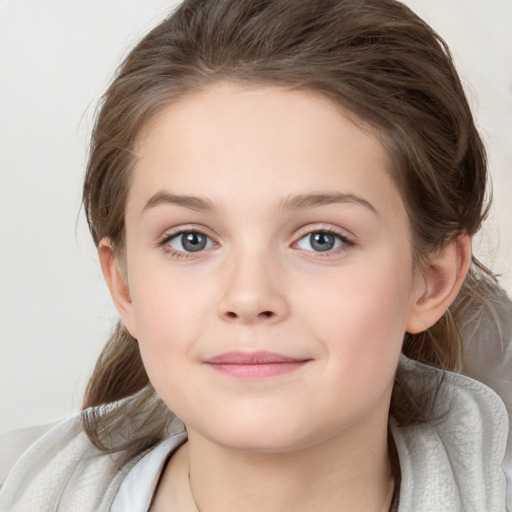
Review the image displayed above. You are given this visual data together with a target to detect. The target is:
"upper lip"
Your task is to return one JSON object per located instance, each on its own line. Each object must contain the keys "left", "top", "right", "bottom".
{"left": 204, "top": 351, "right": 310, "bottom": 364}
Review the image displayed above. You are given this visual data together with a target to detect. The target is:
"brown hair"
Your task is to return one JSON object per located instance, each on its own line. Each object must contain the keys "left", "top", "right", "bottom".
{"left": 82, "top": 0, "right": 493, "bottom": 454}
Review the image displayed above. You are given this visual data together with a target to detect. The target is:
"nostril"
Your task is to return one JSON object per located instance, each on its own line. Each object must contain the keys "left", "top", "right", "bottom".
{"left": 223, "top": 310, "right": 276, "bottom": 321}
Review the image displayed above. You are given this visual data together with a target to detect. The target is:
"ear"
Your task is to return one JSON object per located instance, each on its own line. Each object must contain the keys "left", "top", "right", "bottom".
{"left": 406, "top": 235, "right": 472, "bottom": 334}
{"left": 98, "top": 238, "right": 138, "bottom": 338}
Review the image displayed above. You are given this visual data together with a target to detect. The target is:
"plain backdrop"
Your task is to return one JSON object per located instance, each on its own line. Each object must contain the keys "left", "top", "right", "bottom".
{"left": 1, "top": 0, "right": 511, "bottom": 435}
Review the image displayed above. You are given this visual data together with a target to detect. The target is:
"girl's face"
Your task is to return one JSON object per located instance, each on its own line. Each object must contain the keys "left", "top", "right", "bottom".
{"left": 115, "top": 82, "right": 426, "bottom": 452}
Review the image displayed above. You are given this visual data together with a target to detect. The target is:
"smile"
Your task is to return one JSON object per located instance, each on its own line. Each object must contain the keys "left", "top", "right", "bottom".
{"left": 204, "top": 351, "right": 312, "bottom": 379}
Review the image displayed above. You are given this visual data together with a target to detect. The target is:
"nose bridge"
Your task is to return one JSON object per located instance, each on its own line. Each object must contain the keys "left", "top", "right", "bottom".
{"left": 218, "top": 239, "right": 288, "bottom": 323}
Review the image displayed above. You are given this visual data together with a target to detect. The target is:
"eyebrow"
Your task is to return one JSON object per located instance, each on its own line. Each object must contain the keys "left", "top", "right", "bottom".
{"left": 142, "top": 192, "right": 214, "bottom": 213}
{"left": 280, "top": 192, "right": 378, "bottom": 215}
{"left": 141, "top": 191, "right": 378, "bottom": 216}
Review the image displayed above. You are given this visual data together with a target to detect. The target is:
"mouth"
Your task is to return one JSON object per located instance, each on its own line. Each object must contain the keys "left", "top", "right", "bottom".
{"left": 204, "top": 351, "right": 312, "bottom": 379}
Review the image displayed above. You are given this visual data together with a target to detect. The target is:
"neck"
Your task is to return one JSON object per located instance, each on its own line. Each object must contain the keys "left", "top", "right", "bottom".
{"left": 185, "top": 416, "right": 395, "bottom": 512}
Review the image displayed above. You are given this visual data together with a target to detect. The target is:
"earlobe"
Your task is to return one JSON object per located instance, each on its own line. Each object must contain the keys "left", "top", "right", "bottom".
{"left": 98, "top": 239, "right": 138, "bottom": 338}
{"left": 406, "top": 235, "right": 472, "bottom": 334}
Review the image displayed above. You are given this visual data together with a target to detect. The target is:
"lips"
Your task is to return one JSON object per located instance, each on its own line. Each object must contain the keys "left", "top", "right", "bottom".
{"left": 204, "top": 351, "right": 311, "bottom": 378}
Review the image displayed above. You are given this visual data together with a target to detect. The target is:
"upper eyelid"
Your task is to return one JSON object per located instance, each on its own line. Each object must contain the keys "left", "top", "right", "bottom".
{"left": 292, "top": 223, "right": 355, "bottom": 242}
{"left": 294, "top": 231, "right": 353, "bottom": 248}
{"left": 157, "top": 225, "right": 217, "bottom": 244}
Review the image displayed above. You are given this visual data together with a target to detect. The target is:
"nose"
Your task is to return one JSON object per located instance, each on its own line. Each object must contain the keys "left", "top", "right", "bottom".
{"left": 217, "top": 252, "right": 289, "bottom": 325}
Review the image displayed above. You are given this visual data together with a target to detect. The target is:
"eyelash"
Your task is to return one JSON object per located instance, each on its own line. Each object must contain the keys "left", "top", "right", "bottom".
{"left": 157, "top": 229, "right": 217, "bottom": 260}
{"left": 157, "top": 226, "right": 356, "bottom": 260}
{"left": 293, "top": 227, "right": 355, "bottom": 257}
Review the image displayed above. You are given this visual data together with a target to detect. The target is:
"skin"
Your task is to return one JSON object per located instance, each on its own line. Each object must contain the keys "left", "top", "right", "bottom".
{"left": 99, "top": 82, "right": 471, "bottom": 512}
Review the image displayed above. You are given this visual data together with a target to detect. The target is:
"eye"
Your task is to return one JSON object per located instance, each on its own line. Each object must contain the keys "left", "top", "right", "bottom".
{"left": 165, "top": 231, "right": 215, "bottom": 253}
{"left": 296, "top": 231, "right": 348, "bottom": 252}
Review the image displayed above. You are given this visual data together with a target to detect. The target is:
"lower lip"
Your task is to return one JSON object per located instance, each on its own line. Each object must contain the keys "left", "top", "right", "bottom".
{"left": 206, "top": 361, "right": 308, "bottom": 378}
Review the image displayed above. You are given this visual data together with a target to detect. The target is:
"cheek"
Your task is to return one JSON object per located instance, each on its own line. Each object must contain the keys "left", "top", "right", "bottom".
{"left": 127, "top": 262, "right": 209, "bottom": 367}
{"left": 131, "top": 284, "right": 206, "bottom": 408}
{"left": 302, "top": 274, "right": 413, "bottom": 424}
{"left": 299, "top": 255, "right": 415, "bottom": 370}
{"left": 129, "top": 272, "right": 222, "bottom": 422}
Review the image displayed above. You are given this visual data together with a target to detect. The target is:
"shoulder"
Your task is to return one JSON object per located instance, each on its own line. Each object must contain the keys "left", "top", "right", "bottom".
{"left": 0, "top": 412, "right": 108, "bottom": 511}
{"left": 0, "top": 388, "right": 183, "bottom": 512}
{"left": 0, "top": 409, "right": 145, "bottom": 512}
{"left": 0, "top": 420, "right": 60, "bottom": 487}
{"left": 391, "top": 357, "right": 509, "bottom": 512}
{"left": 459, "top": 281, "right": 512, "bottom": 509}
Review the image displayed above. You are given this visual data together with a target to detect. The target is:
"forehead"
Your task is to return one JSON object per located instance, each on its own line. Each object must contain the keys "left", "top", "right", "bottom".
{"left": 129, "top": 82, "right": 403, "bottom": 222}
{"left": 137, "top": 82, "right": 387, "bottom": 162}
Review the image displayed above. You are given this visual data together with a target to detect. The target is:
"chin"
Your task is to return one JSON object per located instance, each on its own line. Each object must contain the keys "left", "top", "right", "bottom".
{"left": 195, "top": 417, "right": 335, "bottom": 455}
{"left": 215, "top": 434, "right": 307, "bottom": 454}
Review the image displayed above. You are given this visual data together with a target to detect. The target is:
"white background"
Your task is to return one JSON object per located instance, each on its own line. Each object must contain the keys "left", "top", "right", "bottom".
{"left": 1, "top": 0, "right": 511, "bottom": 435}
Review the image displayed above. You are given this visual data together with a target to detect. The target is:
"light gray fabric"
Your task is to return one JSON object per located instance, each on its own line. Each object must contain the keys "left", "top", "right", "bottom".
{"left": 0, "top": 420, "right": 59, "bottom": 487}
{"left": 0, "top": 413, "right": 136, "bottom": 511}
{"left": 459, "top": 282, "right": 512, "bottom": 507}
{"left": 110, "top": 434, "right": 186, "bottom": 512}
{"left": 391, "top": 358, "right": 508, "bottom": 512}
{"left": 1, "top": 358, "right": 506, "bottom": 511}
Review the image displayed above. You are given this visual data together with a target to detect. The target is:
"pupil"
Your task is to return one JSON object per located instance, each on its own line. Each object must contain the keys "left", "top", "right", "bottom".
{"left": 182, "top": 232, "right": 206, "bottom": 252}
{"left": 311, "top": 232, "right": 334, "bottom": 252}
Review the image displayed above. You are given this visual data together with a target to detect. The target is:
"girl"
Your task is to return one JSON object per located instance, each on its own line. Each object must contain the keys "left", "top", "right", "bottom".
{"left": 1, "top": 0, "right": 511, "bottom": 510}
